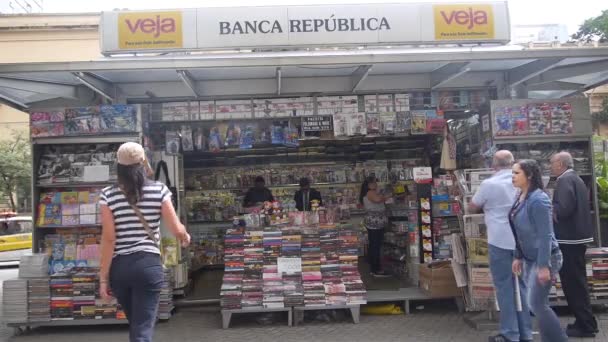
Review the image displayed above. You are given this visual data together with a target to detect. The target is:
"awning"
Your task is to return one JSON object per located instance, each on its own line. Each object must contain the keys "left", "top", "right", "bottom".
{"left": 0, "top": 45, "right": 607, "bottom": 109}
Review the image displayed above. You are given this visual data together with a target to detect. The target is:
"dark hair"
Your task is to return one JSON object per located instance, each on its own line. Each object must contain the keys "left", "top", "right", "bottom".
{"left": 299, "top": 177, "right": 310, "bottom": 187}
{"left": 515, "top": 159, "right": 544, "bottom": 196}
{"left": 359, "top": 176, "right": 377, "bottom": 205}
{"left": 117, "top": 163, "right": 148, "bottom": 205}
{"left": 255, "top": 176, "right": 265, "bottom": 184}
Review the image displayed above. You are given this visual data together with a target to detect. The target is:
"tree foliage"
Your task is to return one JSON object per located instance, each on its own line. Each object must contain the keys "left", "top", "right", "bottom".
{"left": 0, "top": 131, "right": 31, "bottom": 212}
{"left": 572, "top": 9, "right": 608, "bottom": 43}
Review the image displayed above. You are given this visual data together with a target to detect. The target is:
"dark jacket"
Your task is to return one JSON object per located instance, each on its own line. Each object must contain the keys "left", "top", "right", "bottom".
{"left": 243, "top": 187, "right": 274, "bottom": 207}
{"left": 510, "top": 189, "right": 560, "bottom": 267}
{"left": 294, "top": 188, "right": 322, "bottom": 211}
{"left": 552, "top": 170, "right": 594, "bottom": 245}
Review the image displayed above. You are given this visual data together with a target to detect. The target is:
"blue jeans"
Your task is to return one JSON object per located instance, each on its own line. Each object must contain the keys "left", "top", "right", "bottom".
{"left": 110, "top": 251, "right": 163, "bottom": 342}
{"left": 524, "top": 251, "right": 568, "bottom": 342}
{"left": 489, "top": 245, "right": 532, "bottom": 341}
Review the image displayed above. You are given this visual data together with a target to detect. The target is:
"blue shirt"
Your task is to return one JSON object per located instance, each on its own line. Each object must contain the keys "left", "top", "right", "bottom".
{"left": 471, "top": 169, "right": 516, "bottom": 250}
{"left": 509, "top": 189, "right": 559, "bottom": 267}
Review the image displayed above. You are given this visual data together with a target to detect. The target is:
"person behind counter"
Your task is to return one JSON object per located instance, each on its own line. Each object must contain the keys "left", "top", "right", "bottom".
{"left": 360, "top": 176, "right": 392, "bottom": 277}
{"left": 243, "top": 176, "right": 274, "bottom": 208}
{"left": 294, "top": 177, "right": 323, "bottom": 211}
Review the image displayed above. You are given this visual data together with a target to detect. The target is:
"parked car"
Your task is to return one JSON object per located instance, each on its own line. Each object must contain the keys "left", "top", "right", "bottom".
{"left": 0, "top": 215, "right": 32, "bottom": 263}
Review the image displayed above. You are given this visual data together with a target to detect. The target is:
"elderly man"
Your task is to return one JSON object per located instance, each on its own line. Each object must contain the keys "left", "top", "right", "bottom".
{"left": 550, "top": 152, "right": 598, "bottom": 338}
{"left": 470, "top": 150, "right": 532, "bottom": 342}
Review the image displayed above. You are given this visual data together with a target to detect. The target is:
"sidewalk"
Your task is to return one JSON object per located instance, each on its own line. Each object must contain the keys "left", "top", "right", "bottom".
{"left": 4, "top": 303, "right": 608, "bottom": 342}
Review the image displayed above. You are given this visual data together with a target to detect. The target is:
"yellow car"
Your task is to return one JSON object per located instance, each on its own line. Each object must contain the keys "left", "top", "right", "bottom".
{"left": 0, "top": 216, "right": 33, "bottom": 253}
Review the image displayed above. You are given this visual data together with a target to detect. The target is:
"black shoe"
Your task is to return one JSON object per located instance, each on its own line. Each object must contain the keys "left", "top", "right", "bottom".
{"left": 566, "top": 326, "right": 596, "bottom": 338}
{"left": 488, "top": 334, "right": 511, "bottom": 342}
{"left": 567, "top": 322, "right": 599, "bottom": 334}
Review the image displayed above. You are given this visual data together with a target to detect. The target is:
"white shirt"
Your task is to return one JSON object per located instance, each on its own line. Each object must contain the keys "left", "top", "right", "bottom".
{"left": 471, "top": 169, "right": 516, "bottom": 250}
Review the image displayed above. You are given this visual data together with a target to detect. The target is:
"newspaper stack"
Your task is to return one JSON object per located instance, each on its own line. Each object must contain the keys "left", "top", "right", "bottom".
{"left": 3, "top": 278, "right": 28, "bottom": 323}
{"left": 157, "top": 267, "right": 174, "bottom": 320}
{"left": 18, "top": 254, "right": 49, "bottom": 279}
{"left": 28, "top": 278, "right": 51, "bottom": 322}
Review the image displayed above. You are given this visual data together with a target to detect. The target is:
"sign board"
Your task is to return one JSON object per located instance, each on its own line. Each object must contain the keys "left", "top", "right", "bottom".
{"left": 277, "top": 257, "right": 302, "bottom": 275}
{"left": 413, "top": 167, "right": 433, "bottom": 184}
{"left": 101, "top": 2, "right": 510, "bottom": 54}
{"left": 302, "top": 116, "right": 333, "bottom": 132}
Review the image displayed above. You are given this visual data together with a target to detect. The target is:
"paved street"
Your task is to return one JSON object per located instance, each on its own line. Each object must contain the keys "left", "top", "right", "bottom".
{"left": 1, "top": 295, "right": 606, "bottom": 342}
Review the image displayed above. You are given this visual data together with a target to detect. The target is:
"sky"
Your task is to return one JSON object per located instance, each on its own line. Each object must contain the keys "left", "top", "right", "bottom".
{"left": 0, "top": 0, "right": 606, "bottom": 35}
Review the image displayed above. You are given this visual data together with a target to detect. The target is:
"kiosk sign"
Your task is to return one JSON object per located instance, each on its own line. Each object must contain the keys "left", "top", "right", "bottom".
{"left": 118, "top": 11, "right": 184, "bottom": 49}
{"left": 433, "top": 4, "right": 495, "bottom": 40}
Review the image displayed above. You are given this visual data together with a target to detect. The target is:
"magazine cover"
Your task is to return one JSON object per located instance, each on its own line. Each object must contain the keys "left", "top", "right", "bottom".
{"left": 366, "top": 112, "right": 381, "bottom": 135}
{"left": 528, "top": 103, "right": 552, "bottom": 135}
{"left": 379, "top": 112, "right": 397, "bottom": 135}
{"left": 208, "top": 126, "right": 223, "bottom": 152}
{"left": 332, "top": 113, "right": 348, "bottom": 138}
{"left": 550, "top": 102, "right": 573, "bottom": 134}
{"left": 224, "top": 123, "right": 242, "bottom": 147}
{"left": 411, "top": 111, "right": 427, "bottom": 135}
{"left": 165, "top": 130, "right": 181, "bottom": 154}
{"left": 348, "top": 113, "right": 367, "bottom": 136}
{"left": 239, "top": 124, "right": 257, "bottom": 149}
{"left": 180, "top": 126, "right": 194, "bottom": 152}
{"left": 493, "top": 106, "right": 513, "bottom": 136}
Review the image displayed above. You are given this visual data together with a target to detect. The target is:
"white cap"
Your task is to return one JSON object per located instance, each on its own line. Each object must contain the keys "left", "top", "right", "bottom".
{"left": 117, "top": 142, "right": 145, "bottom": 166}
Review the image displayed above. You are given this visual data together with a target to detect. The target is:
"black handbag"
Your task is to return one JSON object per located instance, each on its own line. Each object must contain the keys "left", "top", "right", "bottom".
{"left": 155, "top": 160, "right": 179, "bottom": 210}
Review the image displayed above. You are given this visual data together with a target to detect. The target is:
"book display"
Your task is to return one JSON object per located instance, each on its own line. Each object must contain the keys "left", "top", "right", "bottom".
{"left": 219, "top": 214, "right": 367, "bottom": 313}
{"left": 2, "top": 106, "right": 142, "bottom": 329}
{"left": 31, "top": 105, "right": 137, "bottom": 138}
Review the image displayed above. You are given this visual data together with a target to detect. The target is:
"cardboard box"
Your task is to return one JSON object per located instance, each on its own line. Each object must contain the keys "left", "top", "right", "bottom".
{"left": 419, "top": 262, "right": 461, "bottom": 298}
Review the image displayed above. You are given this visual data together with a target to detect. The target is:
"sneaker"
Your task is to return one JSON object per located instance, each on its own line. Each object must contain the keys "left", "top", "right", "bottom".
{"left": 488, "top": 334, "right": 511, "bottom": 342}
{"left": 566, "top": 326, "right": 596, "bottom": 338}
{"left": 567, "top": 322, "right": 599, "bottom": 334}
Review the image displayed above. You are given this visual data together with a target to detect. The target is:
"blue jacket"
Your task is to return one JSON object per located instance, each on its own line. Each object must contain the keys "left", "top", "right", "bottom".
{"left": 510, "top": 189, "right": 559, "bottom": 267}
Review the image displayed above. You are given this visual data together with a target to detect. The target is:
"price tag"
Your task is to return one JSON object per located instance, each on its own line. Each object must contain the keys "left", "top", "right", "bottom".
{"left": 277, "top": 257, "right": 302, "bottom": 275}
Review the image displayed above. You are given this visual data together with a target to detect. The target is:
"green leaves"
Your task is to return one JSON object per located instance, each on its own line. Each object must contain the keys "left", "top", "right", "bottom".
{"left": 572, "top": 9, "right": 608, "bottom": 43}
{"left": 0, "top": 131, "right": 31, "bottom": 211}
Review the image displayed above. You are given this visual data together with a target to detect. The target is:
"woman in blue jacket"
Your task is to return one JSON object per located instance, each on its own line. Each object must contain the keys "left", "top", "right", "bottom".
{"left": 510, "top": 159, "right": 567, "bottom": 342}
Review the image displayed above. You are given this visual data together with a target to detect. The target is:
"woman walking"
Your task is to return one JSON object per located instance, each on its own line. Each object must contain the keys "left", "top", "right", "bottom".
{"left": 509, "top": 159, "right": 567, "bottom": 342}
{"left": 360, "top": 176, "right": 391, "bottom": 277}
{"left": 99, "top": 142, "right": 190, "bottom": 342}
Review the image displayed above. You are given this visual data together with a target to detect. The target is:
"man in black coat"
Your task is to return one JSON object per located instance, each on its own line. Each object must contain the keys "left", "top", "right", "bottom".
{"left": 551, "top": 151, "right": 598, "bottom": 338}
{"left": 243, "top": 176, "right": 274, "bottom": 208}
{"left": 294, "top": 177, "right": 322, "bottom": 211}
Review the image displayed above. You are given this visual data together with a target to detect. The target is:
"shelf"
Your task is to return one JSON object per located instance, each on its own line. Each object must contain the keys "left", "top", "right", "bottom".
{"left": 187, "top": 182, "right": 369, "bottom": 192}
{"left": 32, "top": 134, "right": 140, "bottom": 145}
{"left": 36, "top": 182, "right": 113, "bottom": 188}
{"left": 36, "top": 224, "right": 102, "bottom": 229}
{"left": 8, "top": 318, "right": 128, "bottom": 328}
{"left": 383, "top": 241, "right": 407, "bottom": 248}
{"left": 434, "top": 214, "right": 460, "bottom": 218}
{"left": 493, "top": 134, "right": 590, "bottom": 144}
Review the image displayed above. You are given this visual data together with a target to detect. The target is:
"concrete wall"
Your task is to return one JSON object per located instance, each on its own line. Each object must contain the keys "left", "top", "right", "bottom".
{"left": 0, "top": 104, "right": 28, "bottom": 139}
{"left": 0, "top": 13, "right": 101, "bottom": 63}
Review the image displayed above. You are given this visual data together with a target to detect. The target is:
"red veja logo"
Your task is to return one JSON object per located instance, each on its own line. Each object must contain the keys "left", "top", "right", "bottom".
{"left": 440, "top": 7, "right": 488, "bottom": 29}
{"left": 125, "top": 15, "right": 176, "bottom": 38}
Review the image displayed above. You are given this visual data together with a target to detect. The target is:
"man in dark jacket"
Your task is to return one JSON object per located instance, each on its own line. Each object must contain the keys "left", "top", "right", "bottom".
{"left": 551, "top": 151, "right": 598, "bottom": 338}
{"left": 294, "top": 177, "right": 322, "bottom": 211}
{"left": 243, "top": 176, "right": 274, "bottom": 208}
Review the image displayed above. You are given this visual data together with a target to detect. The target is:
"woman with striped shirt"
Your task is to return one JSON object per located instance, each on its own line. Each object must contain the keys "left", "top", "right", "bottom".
{"left": 99, "top": 142, "right": 190, "bottom": 342}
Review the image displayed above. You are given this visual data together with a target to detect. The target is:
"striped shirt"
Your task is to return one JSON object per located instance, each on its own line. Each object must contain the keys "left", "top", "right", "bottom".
{"left": 99, "top": 181, "right": 172, "bottom": 256}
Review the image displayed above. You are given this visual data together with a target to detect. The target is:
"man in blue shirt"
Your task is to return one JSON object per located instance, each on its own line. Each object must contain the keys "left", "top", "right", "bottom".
{"left": 470, "top": 150, "right": 532, "bottom": 342}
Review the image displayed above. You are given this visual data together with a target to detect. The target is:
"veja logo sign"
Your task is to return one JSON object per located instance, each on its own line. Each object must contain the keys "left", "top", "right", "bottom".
{"left": 433, "top": 4, "right": 494, "bottom": 40}
{"left": 118, "top": 12, "right": 183, "bottom": 49}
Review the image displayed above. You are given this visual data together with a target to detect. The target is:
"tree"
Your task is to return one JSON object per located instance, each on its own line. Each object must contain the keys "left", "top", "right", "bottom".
{"left": 571, "top": 9, "right": 608, "bottom": 43}
{"left": 592, "top": 97, "right": 608, "bottom": 134}
{"left": 0, "top": 131, "right": 31, "bottom": 212}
